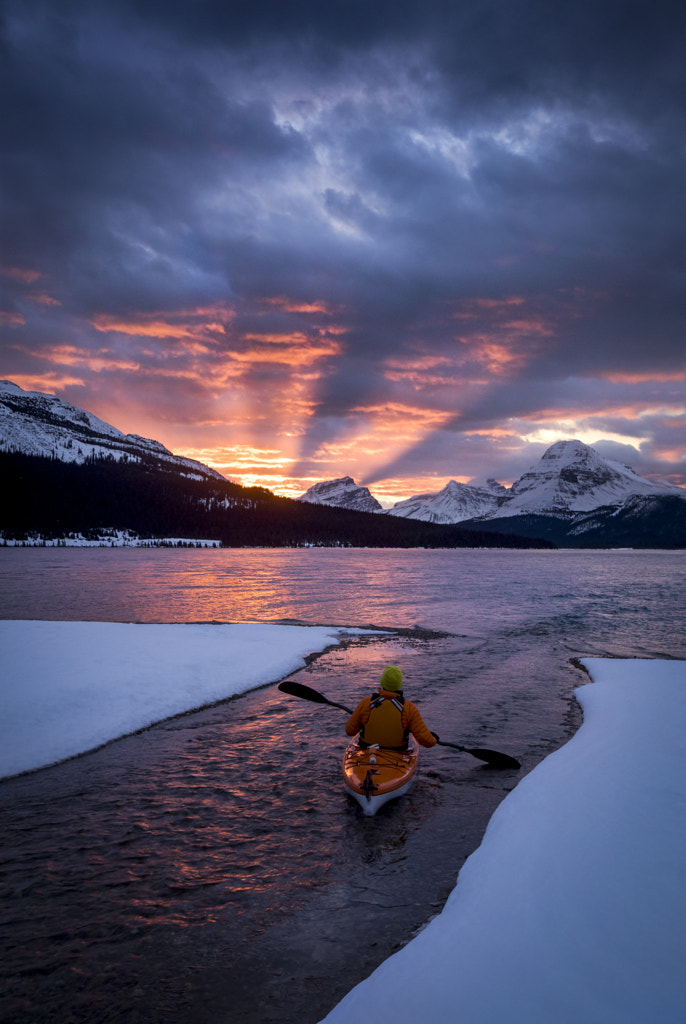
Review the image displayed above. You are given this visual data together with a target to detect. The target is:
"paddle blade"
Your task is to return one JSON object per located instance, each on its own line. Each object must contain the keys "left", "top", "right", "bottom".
{"left": 278, "top": 680, "right": 331, "bottom": 704}
{"left": 277, "top": 680, "right": 352, "bottom": 714}
{"left": 465, "top": 747, "right": 521, "bottom": 770}
{"left": 436, "top": 738, "right": 520, "bottom": 769}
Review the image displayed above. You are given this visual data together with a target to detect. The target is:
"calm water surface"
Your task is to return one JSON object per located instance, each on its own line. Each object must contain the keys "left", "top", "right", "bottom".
{"left": 1, "top": 548, "right": 684, "bottom": 1023}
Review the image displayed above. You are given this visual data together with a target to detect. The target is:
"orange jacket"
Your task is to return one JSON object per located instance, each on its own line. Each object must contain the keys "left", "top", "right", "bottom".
{"left": 345, "top": 688, "right": 437, "bottom": 748}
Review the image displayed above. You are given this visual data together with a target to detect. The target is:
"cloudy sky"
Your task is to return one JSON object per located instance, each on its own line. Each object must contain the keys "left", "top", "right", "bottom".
{"left": 2, "top": 0, "right": 685, "bottom": 501}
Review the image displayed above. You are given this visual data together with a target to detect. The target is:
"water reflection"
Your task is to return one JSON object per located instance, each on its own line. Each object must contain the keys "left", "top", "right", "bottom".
{"left": 1, "top": 633, "right": 523, "bottom": 1023}
{"left": 1, "top": 549, "right": 684, "bottom": 656}
{"left": 1, "top": 548, "right": 684, "bottom": 1023}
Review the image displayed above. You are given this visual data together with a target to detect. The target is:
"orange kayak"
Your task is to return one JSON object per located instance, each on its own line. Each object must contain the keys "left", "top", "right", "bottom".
{"left": 342, "top": 735, "right": 420, "bottom": 815}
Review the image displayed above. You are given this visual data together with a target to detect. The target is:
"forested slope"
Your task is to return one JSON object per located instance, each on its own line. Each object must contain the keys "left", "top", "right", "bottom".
{"left": 0, "top": 452, "right": 552, "bottom": 549}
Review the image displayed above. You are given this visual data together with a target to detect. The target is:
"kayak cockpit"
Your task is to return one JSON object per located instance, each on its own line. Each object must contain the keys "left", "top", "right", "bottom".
{"left": 342, "top": 735, "right": 420, "bottom": 816}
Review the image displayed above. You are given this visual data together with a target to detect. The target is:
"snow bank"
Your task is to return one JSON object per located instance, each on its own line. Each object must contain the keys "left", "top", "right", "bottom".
{"left": 0, "top": 621, "right": 366, "bottom": 778}
{"left": 320, "top": 658, "right": 686, "bottom": 1024}
{"left": 4, "top": 627, "right": 685, "bottom": 1021}
{"left": 0, "top": 532, "right": 221, "bottom": 547}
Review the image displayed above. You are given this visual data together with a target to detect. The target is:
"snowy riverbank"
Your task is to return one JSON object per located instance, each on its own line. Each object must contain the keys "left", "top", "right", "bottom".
{"left": 320, "top": 657, "right": 686, "bottom": 1024}
{"left": 0, "top": 621, "right": 371, "bottom": 778}
{"left": 2, "top": 622, "right": 684, "bottom": 1021}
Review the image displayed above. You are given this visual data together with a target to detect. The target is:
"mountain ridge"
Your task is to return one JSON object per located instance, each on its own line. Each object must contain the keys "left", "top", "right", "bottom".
{"left": 0, "top": 382, "right": 549, "bottom": 549}
{"left": 298, "top": 476, "right": 382, "bottom": 513}
{"left": 0, "top": 380, "right": 224, "bottom": 482}
{"left": 2, "top": 380, "right": 683, "bottom": 547}
{"left": 387, "top": 478, "right": 507, "bottom": 524}
{"left": 296, "top": 441, "right": 685, "bottom": 547}
{"left": 301, "top": 440, "right": 683, "bottom": 523}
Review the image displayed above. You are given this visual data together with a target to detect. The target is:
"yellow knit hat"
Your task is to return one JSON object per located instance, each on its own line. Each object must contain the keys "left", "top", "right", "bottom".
{"left": 379, "top": 665, "right": 403, "bottom": 691}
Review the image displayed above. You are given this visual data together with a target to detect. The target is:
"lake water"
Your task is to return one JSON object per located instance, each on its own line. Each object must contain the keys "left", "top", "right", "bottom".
{"left": 1, "top": 547, "right": 684, "bottom": 1024}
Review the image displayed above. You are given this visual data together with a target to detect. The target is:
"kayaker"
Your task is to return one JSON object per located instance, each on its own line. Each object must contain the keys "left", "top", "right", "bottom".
{"left": 345, "top": 665, "right": 438, "bottom": 751}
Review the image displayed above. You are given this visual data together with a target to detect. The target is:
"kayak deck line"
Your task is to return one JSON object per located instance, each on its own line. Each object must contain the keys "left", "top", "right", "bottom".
{"left": 343, "top": 735, "right": 420, "bottom": 816}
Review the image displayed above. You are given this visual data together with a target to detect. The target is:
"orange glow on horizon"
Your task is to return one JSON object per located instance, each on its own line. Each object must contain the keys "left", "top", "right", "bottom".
{"left": 174, "top": 398, "right": 461, "bottom": 502}
{"left": 365, "top": 475, "right": 473, "bottom": 504}
{"left": 173, "top": 459, "right": 476, "bottom": 504}
{"left": 7, "top": 373, "right": 683, "bottom": 501}
{"left": 6, "top": 286, "right": 684, "bottom": 504}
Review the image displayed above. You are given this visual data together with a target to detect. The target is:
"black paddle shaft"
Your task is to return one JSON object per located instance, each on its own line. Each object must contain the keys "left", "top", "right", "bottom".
{"left": 277, "top": 681, "right": 520, "bottom": 769}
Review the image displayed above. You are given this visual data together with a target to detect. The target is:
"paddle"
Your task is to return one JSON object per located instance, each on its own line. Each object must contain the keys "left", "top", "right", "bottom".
{"left": 435, "top": 739, "right": 520, "bottom": 770}
{"left": 278, "top": 680, "right": 353, "bottom": 714}
{"left": 277, "top": 680, "right": 520, "bottom": 769}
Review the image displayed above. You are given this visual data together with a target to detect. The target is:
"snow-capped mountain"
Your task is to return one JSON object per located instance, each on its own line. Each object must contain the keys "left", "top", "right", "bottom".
{"left": 298, "top": 476, "right": 382, "bottom": 513}
{"left": 452, "top": 441, "right": 686, "bottom": 547}
{"left": 479, "top": 439, "right": 682, "bottom": 520}
{"left": 300, "top": 441, "right": 683, "bottom": 541}
{"left": 387, "top": 478, "right": 507, "bottom": 524}
{"left": 0, "top": 380, "right": 225, "bottom": 481}
{"left": 387, "top": 439, "right": 682, "bottom": 524}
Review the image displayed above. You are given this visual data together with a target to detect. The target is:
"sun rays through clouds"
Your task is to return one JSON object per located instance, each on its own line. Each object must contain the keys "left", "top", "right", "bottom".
{"left": 1, "top": 1, "right": 684, "bottom": 493}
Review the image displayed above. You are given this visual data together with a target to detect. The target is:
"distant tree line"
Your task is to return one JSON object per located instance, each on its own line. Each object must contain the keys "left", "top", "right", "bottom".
{"left": 460, "top": 502, "right": 686, "bottom": 549}
{"left": 0, "top": 451, "right": 554, "bottom": 549}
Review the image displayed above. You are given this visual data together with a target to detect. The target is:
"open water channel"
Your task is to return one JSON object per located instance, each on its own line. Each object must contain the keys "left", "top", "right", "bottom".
{"left": 1, "top": 547, "right": 684, "bottom": 1023}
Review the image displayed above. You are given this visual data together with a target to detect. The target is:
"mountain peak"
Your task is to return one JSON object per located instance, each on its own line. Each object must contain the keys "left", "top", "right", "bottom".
{"left": 541, "top": 438, "right": 595, "bottom": 462}
{"left": 298, "top": 476, "right": 382, "bottom": 513}
{"left": 488, "top": 438, "right": 680, "bottom": 517}
{"left": 388, "top": 478, "right": 506, "bottom": 524}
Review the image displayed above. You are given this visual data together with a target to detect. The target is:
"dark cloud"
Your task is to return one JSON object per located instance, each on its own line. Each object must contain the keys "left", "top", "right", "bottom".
{"left": 1, "top": 0, "right": 684, "bottom": 491}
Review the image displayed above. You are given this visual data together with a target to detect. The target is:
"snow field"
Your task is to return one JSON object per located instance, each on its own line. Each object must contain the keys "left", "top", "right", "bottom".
{"left": 319, "top": 658, "right": 686, "bottom": 1024}
{"left": 0, "top": 621, "right": 368, "bottom": 778}
{"left": 2, "top": 619, "right": 684, "bottom": 1023}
